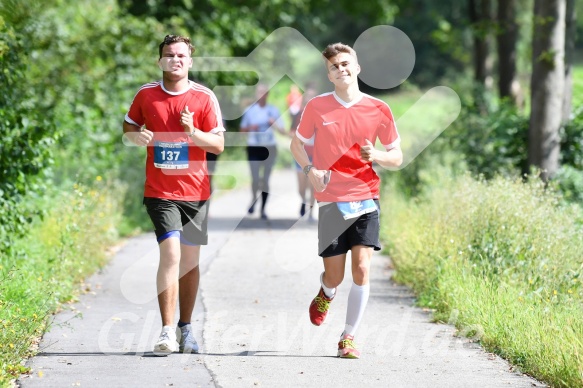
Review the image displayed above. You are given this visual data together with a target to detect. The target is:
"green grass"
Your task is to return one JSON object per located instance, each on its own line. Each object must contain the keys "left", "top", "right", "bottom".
{"left": 0, "top": 179, "right": 124, "bottom": 386}
{"left": 381, "top": 173, "right": 583, "bottom": 387}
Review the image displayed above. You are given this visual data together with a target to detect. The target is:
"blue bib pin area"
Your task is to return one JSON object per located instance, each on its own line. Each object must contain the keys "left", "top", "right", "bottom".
{"left": 336, "top": 199, "right": 377, "bottom": 220}
{"left": 154, "top": 141, "right": 189, "bottom": 169}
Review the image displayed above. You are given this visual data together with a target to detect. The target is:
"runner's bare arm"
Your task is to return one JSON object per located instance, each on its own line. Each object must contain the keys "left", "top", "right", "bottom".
{"left": 360, "top": 139, "right": 403, "bottom": 168}
{"left": 189, "top": 130, "right": 225, "bottom": 155}
{"left": 179, "top": 106, "right": 225, "bottom": 154}
{"left": 290, "top": 135, "right": 328, "bottom": 192}
{"left": 268, "top": 117, "right": 286, "bottom": 135}
{"left": 123, "top": 121, "right": 153, "bottom": 146}
{"left": 240, "top": 123, "right": 259, "bottom": 132}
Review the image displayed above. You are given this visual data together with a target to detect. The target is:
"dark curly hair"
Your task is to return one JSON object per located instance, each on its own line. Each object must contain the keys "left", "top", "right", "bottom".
{"left": 158, "top": 35, "right": 195, "bottom": 58}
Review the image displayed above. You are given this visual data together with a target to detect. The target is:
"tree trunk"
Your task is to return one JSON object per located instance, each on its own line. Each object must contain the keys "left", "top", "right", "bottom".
{"left": 469, "top": 0, "right": 494, "bottom": 87}
{"left": 528, "top": 0, "right": 566, "bottom": 181}
{"left": 497, "top": 0, "right": 522, "bottom": 106}
{"left": 562, "top": 0, "right": 576, "bottom": 123}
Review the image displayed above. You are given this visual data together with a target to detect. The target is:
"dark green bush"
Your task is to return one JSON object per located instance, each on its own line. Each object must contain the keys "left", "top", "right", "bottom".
{"left": 446, "top": 98, "right": 529, "bottom": 179}
{"left": 554, "top": 165, "right": 583, "bottom": 206}
{"left": 0, "top": 14, "right": 59, "bottom": 252}
{"left": 554, "top": 106, "right": 583, "bottom": 207}
{"left": 560, "top": 106, "right": 583, "bottom": 171}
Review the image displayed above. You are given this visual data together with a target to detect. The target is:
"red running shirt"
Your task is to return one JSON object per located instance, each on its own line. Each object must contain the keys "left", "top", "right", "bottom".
{"left": 125, "top": 81, "right": 224, "bottom": 201}
{"left": 296, "top": 92, "right": 400, "bottom": 202}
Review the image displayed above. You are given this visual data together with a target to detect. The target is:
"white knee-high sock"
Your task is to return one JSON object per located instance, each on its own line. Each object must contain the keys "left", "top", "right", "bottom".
{"left": 343, "top": 282, "right": 370, "bottom": 337}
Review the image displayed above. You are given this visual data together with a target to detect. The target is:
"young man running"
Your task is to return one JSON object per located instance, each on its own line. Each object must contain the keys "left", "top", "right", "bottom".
{"left": 290, "top": 43, "right": 403, "bottom": 358}
{"left": 123, "top": 35, "right": 225, "bottom": 356}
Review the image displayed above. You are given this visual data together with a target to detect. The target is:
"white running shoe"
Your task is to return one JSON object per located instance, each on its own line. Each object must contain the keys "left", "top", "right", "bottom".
{"left": 153, "top": 325, "right": 178, "bottom": 356}
{"left": 176, "top": 323, "right": 199, "bottom": 353}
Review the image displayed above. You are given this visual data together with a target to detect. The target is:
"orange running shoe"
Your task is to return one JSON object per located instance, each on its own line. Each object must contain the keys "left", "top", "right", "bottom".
{"left": 337, "top": 334, "right": 360, "bottom": 359}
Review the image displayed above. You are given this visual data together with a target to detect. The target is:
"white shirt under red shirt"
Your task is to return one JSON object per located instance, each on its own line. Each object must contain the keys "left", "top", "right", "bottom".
{"left": 125, "top": 80, "right": 224, "bottom": 201}
{"left": 295, "top": 91, "right": 400, "bottom": 203}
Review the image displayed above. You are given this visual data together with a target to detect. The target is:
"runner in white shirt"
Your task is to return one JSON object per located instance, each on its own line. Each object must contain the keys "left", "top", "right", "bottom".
{"left": 241, "top": 84, "right": 285, "bottom": 219}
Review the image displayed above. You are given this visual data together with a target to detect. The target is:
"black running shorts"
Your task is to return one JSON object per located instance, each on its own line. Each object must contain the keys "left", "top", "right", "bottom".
{"left": 318, "top": 199, "right": 381, "bottom": 257}
{"left": 143, "top": 197, "right": 209, "bottom": 245}
{"left": 246, "top": 145, "right": 277, "bottom": 161}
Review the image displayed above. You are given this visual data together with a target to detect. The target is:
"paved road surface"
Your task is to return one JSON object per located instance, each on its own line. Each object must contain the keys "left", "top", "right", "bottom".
{"left": 19, "top": 170, "right": 544, "bottom": 387}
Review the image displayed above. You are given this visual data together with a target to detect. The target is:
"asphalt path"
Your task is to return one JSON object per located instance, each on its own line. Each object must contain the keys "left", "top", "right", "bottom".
{"left": 18, "top": 169, "right": 544, "bottom": 387}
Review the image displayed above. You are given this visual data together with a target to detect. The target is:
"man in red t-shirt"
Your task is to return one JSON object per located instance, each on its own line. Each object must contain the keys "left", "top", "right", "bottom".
{"left": 290, "top": 42, "right": 403, "bottom": 359}
{"left": 123, "top": 35, "right": 224, "bottom": 356}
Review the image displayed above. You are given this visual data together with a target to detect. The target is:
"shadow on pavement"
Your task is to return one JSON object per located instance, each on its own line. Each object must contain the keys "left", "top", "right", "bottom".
{"left": 36, "top": 351, "right": 336, "bottom": 358}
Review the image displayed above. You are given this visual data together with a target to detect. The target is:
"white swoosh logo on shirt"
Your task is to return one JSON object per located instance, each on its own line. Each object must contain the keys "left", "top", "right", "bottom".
{"left": 323, "top": 121, "right": 336, "bottom": 126}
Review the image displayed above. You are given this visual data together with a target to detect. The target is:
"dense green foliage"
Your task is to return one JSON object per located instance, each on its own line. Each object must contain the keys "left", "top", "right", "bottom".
{"left": 448, "top": 98, "right": 529, "bottom": 179}
{"left": 561, "top": 107, "right": 583, "bottom": 171}
{"left": 0, "top": 0, "right": 168, "bottom": 243}
{"left": 0, "top": 9, "right": 58, "bottom": 252}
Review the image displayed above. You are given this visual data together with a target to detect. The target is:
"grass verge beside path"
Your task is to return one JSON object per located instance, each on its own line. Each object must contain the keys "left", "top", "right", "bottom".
{"left": 0, "top": 179, "right": 123, "bottom": 387}
{"left": 381, "top": 174, "right": 583, "bottom": 387}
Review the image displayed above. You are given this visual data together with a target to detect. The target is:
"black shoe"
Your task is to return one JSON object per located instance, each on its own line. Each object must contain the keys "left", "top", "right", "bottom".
{"left": 300, "top": 203, "right": 306, "bottom": 217}
{"left": 261, "top": 212, "right": 268, "bottom": 220}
